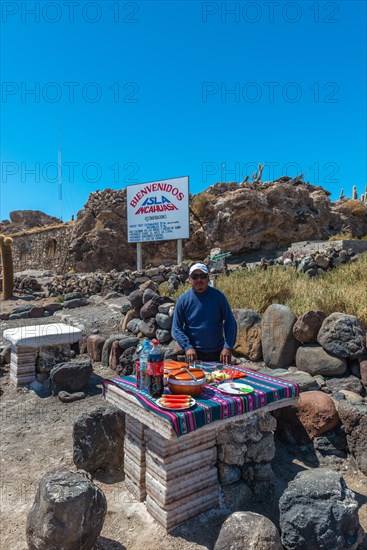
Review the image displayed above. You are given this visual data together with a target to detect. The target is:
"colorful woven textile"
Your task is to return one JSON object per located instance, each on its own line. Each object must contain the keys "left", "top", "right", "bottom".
{"left": 102, "top": 366, "right": 299, "bottom": 437}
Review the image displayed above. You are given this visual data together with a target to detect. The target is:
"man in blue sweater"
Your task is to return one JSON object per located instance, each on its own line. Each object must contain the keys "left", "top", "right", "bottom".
{"left": 172, "top": 263, "right": 237, "bottom": 363}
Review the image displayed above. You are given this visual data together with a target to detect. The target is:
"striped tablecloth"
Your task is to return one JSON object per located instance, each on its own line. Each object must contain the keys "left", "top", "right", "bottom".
{"left": 102, "top": 366, "right": 299, "bottom": 437}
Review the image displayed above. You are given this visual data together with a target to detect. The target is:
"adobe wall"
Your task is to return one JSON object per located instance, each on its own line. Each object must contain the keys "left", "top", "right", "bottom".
{"left": 11, "top": 225, "right": 74, "bottom": 274}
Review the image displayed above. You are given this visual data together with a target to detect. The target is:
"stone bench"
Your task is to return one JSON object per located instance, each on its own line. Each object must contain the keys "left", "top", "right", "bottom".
{"left": 3, "top": 323, "right": 82, "bottom": 387}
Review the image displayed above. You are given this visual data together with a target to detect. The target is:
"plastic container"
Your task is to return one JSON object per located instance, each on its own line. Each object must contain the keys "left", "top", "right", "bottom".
{"left": 139, "top": 340, "right": 151, "bottom": 392}
{"left": 148, "top": 339, "right": 164, "bottom": 398}
{"left": 167, "top": 368, "right": 206, "bottom": 396}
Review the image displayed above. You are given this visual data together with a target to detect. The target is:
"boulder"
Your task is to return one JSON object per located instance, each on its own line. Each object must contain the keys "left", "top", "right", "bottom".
{"left": 117, "top": 346, "right": 136, "bottom": 376}
{"left": 44, "top": 302, "right": 63, "bottom": 312}
{"left": 58, "top": 391, "right": 85, "bottom": 403}
{"left": 233, "top": 308, "right": 262, "bottom": 361}
{"left": 86, "top": 334, "right": 105, "bottom": 362}
{"left": 143, "top": 288, "right": 159, "bottom": 304}
{"left": 292, "top": 311, "right": 326, "bottom": 343}
{"left": 29, "top": 306, "right": 45, "bottom": 318}
{"left": 62, "top": 298, "right": 89, "bottom": 309}
{"left": 262, "top": 369, "right": 319, "bottom": 391}
{"left": 261, "top": 304, "right": 299, "bottom": 368}
{"left": 295, "top": 344, "right": 347, "bottom": 377}
{"left": 49, "top": 360, "right": 92, "bottom": 395}
{"left": 359, "top": 356, "right": 367, "bottom": 390}
{"left": 312, "top": 428, "right": 348, "bottom": 463}
{"left": 120, "top": 309, "right": 139, "bottom": 332}
{"left": 317, "top": 312, "right": 366, "bottom": 359}
{"left": 109, "top": 341, "right": 123, "bottom": 370}
{"left": 126, "top": 319, "right": 141, "bottom": 335}
{"left": 128, "top": 289, "right": 143, "bottom": 311}
{"left": 314, "top": 253, "right": 330, "bottom": 269}
{"left": 36, "top": 346, "right": 72, "bottom": 376}
{"left": 338, "top": 400, "right": 367, "bottom": 475}
{"left": 101, "top": 334, "right": 123, "bottom": 366}
{"left": 214, "top": 511, "right": 282, "bottom": 550}
{"left": 64, "top": 291, "right": 83, "bottom": 301}
{"left": 140, "top": 297, "right": 160, "bottom": 320}
{"left": 347, "top": 414, "right": 367, "bottom": 475}
{"left": 26, "top": 467, "right": 107, "bottom": 550}
{"left": 337, "top": 400, "right": 367, "bottom": 433}
{"left": 139, "top": 279, "right": 159, "bottom": 294}
{"left": 158, "top": 300, "right": 175, "bottom": 315}
{"left": 156, "top": 329, "right": 171, "bottom": 344}
{"left": 279, "top": 469, "right": 363, "bottom": 550}
{"left": 73, "top": 406, "right": 125, "bottom": 473}
{"left": 118, "top": 336, "right": 139, "bottom": 350}
{"left": 297, "top": 256, "right": 316, "bottom": 273}
{"left": 274, "top": 391, "right": 340, "bottom": 444}
{"left": 324, "top": 374, "right": 363, "bottom": 396}
{"left": 13, "top": 304, "right": 32, "bottom": 314}
{"left": 156, "top": 312, "right": 172, "bottom": 330}
{"left": 140, "top": 318, "right": 158, "bottom": 339}
{"left": 120, "top": 302, "right": 131, "bottom": 315}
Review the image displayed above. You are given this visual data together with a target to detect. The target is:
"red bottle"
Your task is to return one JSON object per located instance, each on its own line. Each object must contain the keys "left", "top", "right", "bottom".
{"left": 147, "top": 339, "right": 164, "bottom": 398}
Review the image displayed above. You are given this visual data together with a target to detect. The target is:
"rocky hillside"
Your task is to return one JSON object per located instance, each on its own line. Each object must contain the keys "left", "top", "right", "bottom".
{"left": 67, "top": 178, "right": 366, "bottom": 271}
{"left": 0, "top": 210, "right": 62, "bottom": 233}
{"left": 2, "top": 178, "right": 367, "bottom": 272}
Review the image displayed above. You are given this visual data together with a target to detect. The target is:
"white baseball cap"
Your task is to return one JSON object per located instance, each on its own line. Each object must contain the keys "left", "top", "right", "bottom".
{"left": 189, "top": 263, "right": 209, "bottom": 276}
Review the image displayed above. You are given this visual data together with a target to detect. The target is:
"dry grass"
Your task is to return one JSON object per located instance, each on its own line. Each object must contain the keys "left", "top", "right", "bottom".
{"left": 162, "top": 253, "right": 367, "bottom": 326}
{"left": 343, "top": 199, "right": 367, "bottom": 218}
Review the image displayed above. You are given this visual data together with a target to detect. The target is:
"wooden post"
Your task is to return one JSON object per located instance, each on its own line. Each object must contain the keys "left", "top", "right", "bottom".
{"left": 177, "top": 239, "right": 183, "bottom": 265}
{"left": 137, "top": 243, "right": 142, "bottom": 270}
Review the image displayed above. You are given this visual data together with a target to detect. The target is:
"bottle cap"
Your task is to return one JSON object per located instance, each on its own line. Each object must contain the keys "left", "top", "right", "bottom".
{"left": 152, "top": 339, "right": 159, "bottom": 345}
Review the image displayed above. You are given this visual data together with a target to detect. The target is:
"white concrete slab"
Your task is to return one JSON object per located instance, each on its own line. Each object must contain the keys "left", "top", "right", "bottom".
{"left": 3, "top": 323, "right": 82, "bottom": 348}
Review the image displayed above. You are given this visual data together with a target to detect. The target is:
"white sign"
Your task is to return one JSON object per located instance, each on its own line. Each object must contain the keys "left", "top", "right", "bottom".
{"left": 127, "top": 176, "right": 189, "bottom": 243}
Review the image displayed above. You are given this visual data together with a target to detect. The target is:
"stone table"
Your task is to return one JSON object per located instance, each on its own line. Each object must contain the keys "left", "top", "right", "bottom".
{"left": 3, "top": 323, "right": 82, "bottom": 386}
{"left": 104, "top": 382, "right": 298, "bottom": 531}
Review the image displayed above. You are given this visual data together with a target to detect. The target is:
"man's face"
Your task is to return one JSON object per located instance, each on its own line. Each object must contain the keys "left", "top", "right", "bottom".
{"left": 190, "top": 270, "right": 209, "bottom": 293}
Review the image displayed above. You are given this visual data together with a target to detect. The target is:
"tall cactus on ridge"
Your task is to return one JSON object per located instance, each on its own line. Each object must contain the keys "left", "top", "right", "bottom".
{"left": 352, "top": 185, "right": 358, "bottom": 200}
{"left": 0, "top": 234, "right": 14, "bottom": 300}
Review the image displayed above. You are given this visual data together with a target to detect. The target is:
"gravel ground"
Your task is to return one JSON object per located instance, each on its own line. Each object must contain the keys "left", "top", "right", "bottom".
{"left": 0, "top": 298, "right": 366, "bottom": 549}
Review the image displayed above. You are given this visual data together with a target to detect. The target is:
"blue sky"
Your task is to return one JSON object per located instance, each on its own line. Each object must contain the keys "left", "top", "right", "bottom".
{"left": 1, "top": 0, "right": 366, "bottom": 222}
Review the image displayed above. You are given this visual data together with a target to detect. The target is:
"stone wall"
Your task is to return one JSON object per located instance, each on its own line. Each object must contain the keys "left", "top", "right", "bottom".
{"left": 11, "top": 225, "right": 74, "bottom": 273}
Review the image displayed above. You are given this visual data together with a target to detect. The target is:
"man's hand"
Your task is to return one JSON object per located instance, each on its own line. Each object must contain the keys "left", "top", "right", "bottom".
{"left": 220, "top": 348, "right": 232, "bottom": 364}
{"left": 185, "top": 348, "right": 197, "bottom": 364}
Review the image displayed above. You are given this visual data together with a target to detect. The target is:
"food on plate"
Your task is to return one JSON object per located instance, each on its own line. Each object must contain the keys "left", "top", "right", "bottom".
{"left": 158, "top": 395, "right": 194, "bottom": 409}
{"left": 205, "top": 372, "right": 215, "bottom": 384}
{"left": 214, "top": 370, "right": 230, "bottom": 381}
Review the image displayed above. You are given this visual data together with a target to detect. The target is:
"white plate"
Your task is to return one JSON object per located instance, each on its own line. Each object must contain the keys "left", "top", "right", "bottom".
{"left": 156, "top": 397, "right": 196, "bottom": 411}
{"left": 218, "top": 383, "right": 254, "bottom": 395}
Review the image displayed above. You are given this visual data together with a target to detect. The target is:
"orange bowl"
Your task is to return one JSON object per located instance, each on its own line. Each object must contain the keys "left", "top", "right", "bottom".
{"left": 167, "top": 368, "right": 206, "bottom": 396}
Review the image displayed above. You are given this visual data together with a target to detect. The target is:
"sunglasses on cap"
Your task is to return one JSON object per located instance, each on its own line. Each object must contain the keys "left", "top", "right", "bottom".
{"left": 190, "top": 273, "right": 208, "bottom": 280}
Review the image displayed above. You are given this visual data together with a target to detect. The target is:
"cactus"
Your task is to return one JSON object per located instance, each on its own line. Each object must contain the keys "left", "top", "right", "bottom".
{"left": 0, "top": 234, "right": 14, "bottom": 300}
{"left": 352, "top": 185, "right": 357, "bottom": 200}
{"left": 339, "top": 188, "right": 344, "bottom": 200}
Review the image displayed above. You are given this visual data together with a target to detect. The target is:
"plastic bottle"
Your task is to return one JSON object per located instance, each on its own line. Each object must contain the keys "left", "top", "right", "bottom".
{"left": 147, "top": 339, "right": 164, "bottom": 398}
{"left": 139, "top": 340, "right": 151, "bottom": 392}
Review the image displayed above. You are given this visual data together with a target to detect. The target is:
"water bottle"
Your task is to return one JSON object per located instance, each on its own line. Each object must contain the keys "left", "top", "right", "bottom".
{"left": 147, "top": 339, "right": 164, "bottom": 398}
{"left": 139, "top": 340, "right": 151, "bottom": 392}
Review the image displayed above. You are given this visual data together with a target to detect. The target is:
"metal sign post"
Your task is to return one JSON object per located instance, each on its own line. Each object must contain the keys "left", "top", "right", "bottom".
{"left": 177, "top": 239, "right": 183, "bottom": 265}
{"left": 137, "top": 242, "right": 142, "bottom": 270}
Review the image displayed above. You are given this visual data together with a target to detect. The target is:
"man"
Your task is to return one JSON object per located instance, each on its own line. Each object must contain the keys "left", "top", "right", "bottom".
{"left": 172, "top": 262, "right": 237, "bottom": 363}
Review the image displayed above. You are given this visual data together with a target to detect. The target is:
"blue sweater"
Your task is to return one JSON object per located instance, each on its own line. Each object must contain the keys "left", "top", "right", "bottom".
{"left": 172, "top": 287, "right": 237, "bottom": 353}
